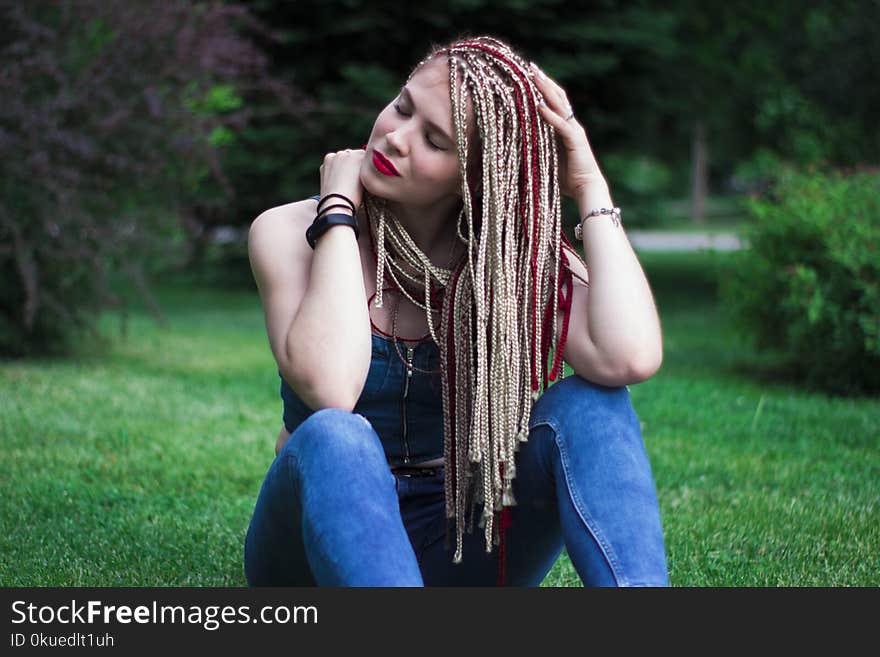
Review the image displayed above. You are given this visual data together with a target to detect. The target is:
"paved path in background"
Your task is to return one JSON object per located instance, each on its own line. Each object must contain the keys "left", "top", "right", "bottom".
{"left": 213, "top": 226, "right": 746, "bottom": 252}
{"left": 626, "top": 230, "right": 746, "bottom": 252}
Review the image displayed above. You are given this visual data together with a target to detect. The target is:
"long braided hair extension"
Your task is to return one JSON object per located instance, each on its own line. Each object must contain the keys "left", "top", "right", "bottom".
{"left": 362, "top": 36, "right": 590, "bottom": 582}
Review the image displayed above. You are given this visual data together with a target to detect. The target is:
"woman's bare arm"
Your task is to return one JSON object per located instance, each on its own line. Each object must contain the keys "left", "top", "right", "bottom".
{"left": 248, "top": 199, "right": 371, "bottom": 412}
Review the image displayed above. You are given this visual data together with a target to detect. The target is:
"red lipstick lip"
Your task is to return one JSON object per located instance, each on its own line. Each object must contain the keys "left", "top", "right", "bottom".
{"left": 373, "top": 150, "right": 400, "bottom": 176}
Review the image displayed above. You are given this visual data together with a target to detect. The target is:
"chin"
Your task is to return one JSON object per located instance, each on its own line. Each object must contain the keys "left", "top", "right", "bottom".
{"left": 360, "top": 164, "right": 388, "bottom": 193}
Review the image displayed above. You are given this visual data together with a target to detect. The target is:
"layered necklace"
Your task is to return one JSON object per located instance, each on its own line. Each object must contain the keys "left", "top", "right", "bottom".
{"left": 363, "top": 196, "right": 465, "bottom": 375}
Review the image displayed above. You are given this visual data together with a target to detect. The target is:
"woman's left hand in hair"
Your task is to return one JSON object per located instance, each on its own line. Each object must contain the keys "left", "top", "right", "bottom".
{"left": 530, "top": 62, "right": 607, "bottom": 199}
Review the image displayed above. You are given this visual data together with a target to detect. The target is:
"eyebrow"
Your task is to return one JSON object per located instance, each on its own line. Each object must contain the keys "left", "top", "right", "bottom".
{"left": 400, "top": 86, "right": 454, "bottom": 144}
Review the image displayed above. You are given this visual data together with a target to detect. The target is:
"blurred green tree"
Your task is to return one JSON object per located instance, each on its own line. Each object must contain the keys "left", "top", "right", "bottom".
{"left": 0, "top": 1, "right": 296, "bottom": 355}
{"left": 231, "top": 0, "right": 877, "bottom": 231}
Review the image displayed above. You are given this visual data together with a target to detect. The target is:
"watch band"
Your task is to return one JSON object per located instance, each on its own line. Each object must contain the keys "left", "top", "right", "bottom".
{"left": 306, "top": 212, "right": 360, "bottom": 249}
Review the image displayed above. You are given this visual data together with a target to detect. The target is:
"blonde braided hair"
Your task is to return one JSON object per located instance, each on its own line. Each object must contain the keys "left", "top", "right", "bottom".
{"left": 363, "top": 36, "right": 588, "bottom": 571}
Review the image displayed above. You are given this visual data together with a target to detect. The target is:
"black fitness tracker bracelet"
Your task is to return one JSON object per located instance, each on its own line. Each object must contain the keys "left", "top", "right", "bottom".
{"left": 306, "top": 212, "right": 360, "bottom": 249}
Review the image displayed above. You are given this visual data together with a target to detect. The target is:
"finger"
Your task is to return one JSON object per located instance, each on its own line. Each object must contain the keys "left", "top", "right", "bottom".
{"left": 530, "top": 63, "right": 570, "bottom": 114}
{"left": 535, "top": 83, "right": 572, "bottom": 124}
{"left": 533, "top": 78, "right": 573, "bottom": 127}
{"left": 531, "top": 62, "right": 570, "bottom": 102}
{"left": 536, "top": 98, "right": 573, "bottom": 133}
{"left": 538, "top": 90, "right": 571, "bottom": 121}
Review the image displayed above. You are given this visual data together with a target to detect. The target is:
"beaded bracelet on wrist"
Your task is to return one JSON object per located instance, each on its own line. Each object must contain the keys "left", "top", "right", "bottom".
{"left": 574, "top": 207, "right": 622, "bottom": 240}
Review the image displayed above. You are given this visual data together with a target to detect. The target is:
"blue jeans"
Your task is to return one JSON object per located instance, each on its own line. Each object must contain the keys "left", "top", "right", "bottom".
{"left": 244, "top": 374, "right": 669, "bottom": 586}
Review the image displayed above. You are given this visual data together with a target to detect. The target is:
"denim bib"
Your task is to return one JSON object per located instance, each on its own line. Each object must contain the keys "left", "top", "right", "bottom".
{"left": 280, "top": 335, "right": 444, "bottom": 467}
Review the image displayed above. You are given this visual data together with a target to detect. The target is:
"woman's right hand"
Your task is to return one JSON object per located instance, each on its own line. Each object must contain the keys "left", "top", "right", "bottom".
{"left": 319, "top": 148, "right": 366, "bottom": 213}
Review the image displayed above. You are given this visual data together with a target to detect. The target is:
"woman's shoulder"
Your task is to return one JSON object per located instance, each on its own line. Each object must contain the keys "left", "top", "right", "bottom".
{"left": 248, "top": 196, "right": 320, "bottom": 261}
{"left": 250, "top": 196, "right": 320, "bottom": 236}
{"left": 247, "top": 196, "right": 322, "bottom": 290}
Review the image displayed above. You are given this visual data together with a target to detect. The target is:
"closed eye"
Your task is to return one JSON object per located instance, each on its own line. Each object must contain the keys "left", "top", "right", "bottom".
{"left": 393, "top": 103, "right": 445, "bottom": 151}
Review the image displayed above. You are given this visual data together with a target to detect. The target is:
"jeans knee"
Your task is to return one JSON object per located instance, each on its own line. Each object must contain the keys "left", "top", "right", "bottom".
{"left": 289, "top": 408, "right": 386, "bottom": 466}
{"left": 531, "top": 375, "right": 633, "bottom": 433}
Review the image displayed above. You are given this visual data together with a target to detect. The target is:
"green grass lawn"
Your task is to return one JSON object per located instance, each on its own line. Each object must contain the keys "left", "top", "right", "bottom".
{"left": 2, "top": 251, "right": 877, "bottom": 586}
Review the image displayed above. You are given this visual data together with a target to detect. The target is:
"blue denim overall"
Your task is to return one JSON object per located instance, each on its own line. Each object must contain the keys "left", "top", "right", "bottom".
{"left": 246, "top": 339, "right": 669, "bottom": 586}
{"left": 244, "top": 196, "right": 670, "bottom": 586}
{"left": 280, "top": 335, "right": 444, "bottom": 467}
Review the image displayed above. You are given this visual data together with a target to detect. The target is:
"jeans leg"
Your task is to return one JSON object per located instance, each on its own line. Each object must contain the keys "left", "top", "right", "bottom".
{"left": 417, "top": 425, "right": 566, "bottom": 586}
{"left": 418, "top": 375, "right": 668, "bottom": 587}
{"left": 244, "top": 408, "right": 424, "bottom": 586}
{"left": 530, "top": 375, "right": 670, "bottom": 586}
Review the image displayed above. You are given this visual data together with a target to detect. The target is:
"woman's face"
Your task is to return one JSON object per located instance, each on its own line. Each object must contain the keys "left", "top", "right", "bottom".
{"left": 360, "top": 56, "right": 474, "bottom": 207}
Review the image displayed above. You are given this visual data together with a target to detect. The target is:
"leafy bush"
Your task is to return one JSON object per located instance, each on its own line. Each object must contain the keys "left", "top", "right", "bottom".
{"left": 0, "top": 2, "right": 288, "bottom": 356}
{"left": 719, "top": 166, "right": 880, "bottom": 396}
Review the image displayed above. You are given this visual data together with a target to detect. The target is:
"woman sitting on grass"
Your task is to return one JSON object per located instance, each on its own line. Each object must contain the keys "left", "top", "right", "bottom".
{"left": 244, "top": 35, "right": 669, "bottom": 586}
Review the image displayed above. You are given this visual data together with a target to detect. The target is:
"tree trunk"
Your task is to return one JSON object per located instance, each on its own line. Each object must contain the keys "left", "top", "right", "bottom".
{"left": 690, "top": 120, "right": 708, "bottom": 225}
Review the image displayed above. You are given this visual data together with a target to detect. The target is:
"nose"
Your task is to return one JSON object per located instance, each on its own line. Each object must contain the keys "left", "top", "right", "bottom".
{"left": 385, "top": 125, "right": 410, "bottom": 157}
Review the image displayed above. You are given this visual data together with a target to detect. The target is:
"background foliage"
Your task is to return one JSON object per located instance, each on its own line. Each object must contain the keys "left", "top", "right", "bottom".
{"left": 2, "top": 0, "right": 878, "bottom": 386}
{"left": 0, "top": 1, "right": 299, "bottom": 355}
{"left": 231, "top": 0, "right": 879, "bottom": 218}
{"left": 720, "top": 168, "right": 880, "bottom": 396}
